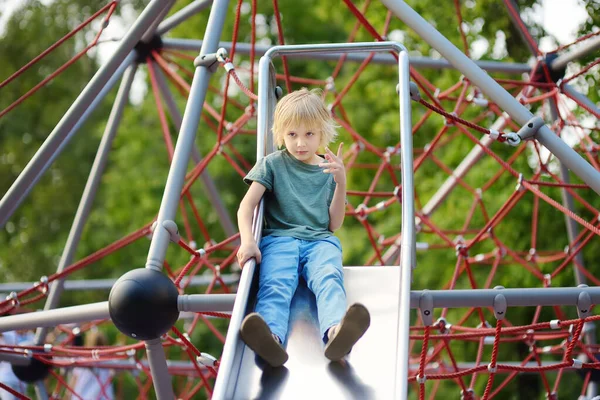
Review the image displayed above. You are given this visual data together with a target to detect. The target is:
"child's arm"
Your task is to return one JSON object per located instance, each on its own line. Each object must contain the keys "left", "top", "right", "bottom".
{"left": 320, "top": 143, "right": 347, "bottom": 231}
{"left": 237, "top": 181, "right": 267, "bottom": 266}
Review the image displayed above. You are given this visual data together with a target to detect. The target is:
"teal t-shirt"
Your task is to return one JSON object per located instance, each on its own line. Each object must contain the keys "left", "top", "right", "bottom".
{"left": 244, "top": 149, "right": 336, "bottom": 240}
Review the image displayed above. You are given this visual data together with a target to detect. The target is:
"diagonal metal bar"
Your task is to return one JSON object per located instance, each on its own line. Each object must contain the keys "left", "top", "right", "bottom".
{"left": 0, "top": 0, "right": 171, "bottom": 228}
{"left": 140, "top": 0, "right": 177, "bottom": 43}
{"left": 552, "top": 35, "right": 600, "bottom": 71}
{"left": 156, "top": 0, "right": 214, "bottom": 36}
{"left": 381, "top": 0, "right": 600, "bottom": 195}
{"left": 34, "top": 63, "right": 139, "bottom": 346}
{"left": 150, "top": 64, "right": 237, "bottom": 238}
{"left": 145, "top": 0, "right": 230, "bottom": 272}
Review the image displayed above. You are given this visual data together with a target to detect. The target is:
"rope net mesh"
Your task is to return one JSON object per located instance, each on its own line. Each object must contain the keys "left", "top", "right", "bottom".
{"left": 0, "top": 0, "right": 599, "bottom": 398}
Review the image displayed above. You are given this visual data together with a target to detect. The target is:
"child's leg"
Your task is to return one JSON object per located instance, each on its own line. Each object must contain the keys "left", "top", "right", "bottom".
{"left": 254, "top": 235, "right": 301, "bottom": 342}
{"left": 299, "top": 236, "right": 347, "bottom": 342}
{"left": 300, "top": 237, "right": 370, "bottom": 361}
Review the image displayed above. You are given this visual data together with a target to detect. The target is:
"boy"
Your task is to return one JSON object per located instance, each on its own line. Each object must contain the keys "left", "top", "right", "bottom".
{"left": 236, "top": 88, "right": 370, "bottom": 367}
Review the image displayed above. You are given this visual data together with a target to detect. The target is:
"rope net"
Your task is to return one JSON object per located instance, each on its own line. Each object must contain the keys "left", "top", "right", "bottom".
{"left": 1, "top": 0, "right": 599, "bottom": 398}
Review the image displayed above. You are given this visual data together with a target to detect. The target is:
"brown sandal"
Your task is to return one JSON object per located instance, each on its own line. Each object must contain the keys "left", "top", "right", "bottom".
{"left": 324, "top": 303, "right": 370, "bottom": 361}
{"left": 240, "top": 313, "right": 288, "bottom": 367}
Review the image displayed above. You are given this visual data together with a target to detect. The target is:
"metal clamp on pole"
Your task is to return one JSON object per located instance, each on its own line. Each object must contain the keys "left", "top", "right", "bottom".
{"left": 419, "top": 290, "right": 434, "bottom": 326}
{"left": 577, "top": 285, "right": 592, "bottom": 319}
{"left": 516, "top": 115, "right": 545, "bottom": 142}
{"left": 194, "top": 47, "right": 229, "bottom": 72}
{"left": 493, "top": 286, "right": 507, "bottom": 320}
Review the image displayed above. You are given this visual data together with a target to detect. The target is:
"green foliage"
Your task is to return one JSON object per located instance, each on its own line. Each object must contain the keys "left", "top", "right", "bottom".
{"left": 0, "top": 0, "right": 598, "bottom": 398}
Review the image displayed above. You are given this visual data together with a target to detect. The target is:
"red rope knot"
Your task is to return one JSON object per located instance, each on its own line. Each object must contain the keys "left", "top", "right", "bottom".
{"left": 355, "top": 204, "right": 368, "bottom": 221}
{"left": 527, "top": 248, "right": 537, "bottom": 262}
{"left": 5, "top": 291, "right": 19, "bottom": 307}
{"left": 487, "top": 363, "right": 497, "bottom": 373}
{"left": 524, "top": 329, "right": 536, "bottom": 348}
{"left": 455, "top": 243, "right": 468, "bottom": 258}
{"left": 435, "top": 317, "right": 452, "bottom": 334}
{"left": 416, "top": 374, "right": 427, "bottom": 384}
{"left": 543, "top": 274, "right": 552, "bottom": 287}
{"left": 460, "top": 388, "right": 475, "bottom": 400}
{"left": 36, "top": 275, "right": 49, "bottom": 295}
{"left": 571, "top": 359, "right": 583, "bottom": 368}
{"left": 546, "top": 392, "right": 558, "bottom": 400}
{"left": 444, "top": 112, "right": 458, "bottom": 126}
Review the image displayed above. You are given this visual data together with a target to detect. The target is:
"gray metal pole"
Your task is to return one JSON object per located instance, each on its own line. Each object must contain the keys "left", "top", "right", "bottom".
{"left": 552, "top": 35, "right": 600, "bottom": 72}
{"left": 562, "top": 83, "right": 600, "bottom": 117}
{"left": 0, "top": 0, "right": 171, "bottom": 228}
{"left": 0, "top": 302, "right": 109, "bottom": 333}
{"left": 0, "top": 274, "right": 237, "bottom": 293}
{"left": 34, "top": 381, "right": 49, "bottom": 400}
{"left": 0, "top": 353, "right": 31, "bottom": 366}
{"left": 177, "top": 294, "right": 236, "bottom": 312}
{"left": 145, "top": 0, "right": 231, "bottom": 271}
{"left": 140, "top": 0, "right": 176, "bottom": 44}
{"left": 395, "top": 49, "right": 414, "bottom": 400}
{"left": 381, "top": 0, "right": 600, "bottom": 196}
{"left": 145, "top": 338, "right": 174, "bottom": 399}
{"left": 34, "top": 63, "right": 138, "bottom": 346}
{"left": 161, "top": 39, "right": 531, "bottom": 74}
{"left": 156, "top": 0, "right": 213, "bottom": 36}
{"left": 151, "top": 64, "right": 237, "bottom": 238}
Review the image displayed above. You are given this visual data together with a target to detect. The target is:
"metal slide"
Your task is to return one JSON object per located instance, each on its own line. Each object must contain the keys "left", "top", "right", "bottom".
{"left": 213, "top": 41, "right": 415, "bottom": 399}
{"left": 220, "top": 266, "right": 401, "bottom": 399}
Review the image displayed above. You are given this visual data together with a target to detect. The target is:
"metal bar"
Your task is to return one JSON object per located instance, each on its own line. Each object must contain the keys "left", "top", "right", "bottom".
{"left": 145, "top": 339, "right": 175, "bottom": 400}
{"left": 35, "top": 63, "right": 138, "bottom": 346}
{"left": 145, "top": 0, "right": 230, "bottom": 271}
{"left": 0, "top": 302, "right": 109, "bottom": 333}
{"left": 0, "top": 0, "right": 171, "bottom": 228}
{"left": 395, "top": 49, "right": 414, "bottom": 400}
{"left": 503, "top": 0, "right": 538, "bottom": 55}
{"left": 151, "top": 64, "right": 237, "bottom": 238}
{"left": 381, "top": 0, "right": 600, "bottom": 195}
{"left": 408, "top": 286, "right": 600, "bottom": 308}
{"left": 140, "top": 0, "right": 176, "bottom": 43}
{"left": 552, "top": 35, "right": 600, "bottom": 71}
{"left": 34, "top": 381, "right": 49, "bottom": 400}
{"left": 177, "top": 294, "right": 236, "bottom": 312}
{"left": 156, "top": 0, "right": 213, "bottom": 36}
{"left": 0, "top": 352, "right": 31, "bottom": 366}
{"left": 562, "top": 83, "right": 600, "bottom": 118}
{"left": 161, "top": 39, "right": 531, "bottom": 73}
{"left": 0, "top": 274, "right": 238, "bottom": 293}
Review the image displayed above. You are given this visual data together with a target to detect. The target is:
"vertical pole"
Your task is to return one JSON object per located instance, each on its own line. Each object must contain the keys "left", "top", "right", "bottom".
{"left": 395, "top": 49, "right": 414, "bottom": 400}
{"left": 380, "top": 0, "right": 600, "bottom": 196}
{"left": 150, "top": 64, "right": 237, "bottom": 238}
{"left": 34, "top": 62, "right": 138, "bottom": 345}
{"left": 156, "top": 0, "right": 214, "bottom": 36}
{"left": 0, "top": 0, "right": 170, "bottom": 227}
{"left": 145, "top": 338, "right": 174, "bottom": 399}
{"left": 145, "top": 0, "right": 231, "bottom": 271}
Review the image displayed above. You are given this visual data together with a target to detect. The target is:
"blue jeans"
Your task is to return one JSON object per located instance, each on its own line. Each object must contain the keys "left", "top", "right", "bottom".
{"left": 256, "top": 235, "right": 347, "bottom": 343}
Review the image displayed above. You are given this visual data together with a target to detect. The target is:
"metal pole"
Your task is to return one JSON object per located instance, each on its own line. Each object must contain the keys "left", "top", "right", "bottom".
{"left": 0, "top": 274, "right": 237, "bottom": 293}
{"left": 145, "top": 339, "right": 174, "bottom": 400}
{"left": 0, "top": 0, "right": 171, "bottom": 228}
{"left": 151, "top": 64, "right": 237, "bottom": 238}
{"left": 161, "top": 39, "right": 531, "bottom": 74}
{"left": 552, "top": 35, "right": 600, "bottom": 71}
{"left": 145, "top": 0, "right": 231, "bottom": 271}
{"left": 0, "top": 302, "right": 109, "bottom": 333}
{"left": 34, "top": 63, "right": 138, "bottom": 346}
{"left": 395, "top": 49, "right": 414, "bottom": 400}
{"left": 380, "top": 0, "right": 600, "bottom": 196}
{"left": 177, "top": 294, "right": 236, "bottom": 312}
{"left": 34, "top": 381, "right": 49, "bottom": 400}
{"left": 0, "top": 353, "right": 31, "bottom": 366}
{"left": 561, "top": 83, "right": 600, "bottom": 118}
{"left": 140, "top": 0, "right": 176, "bottom": 43}
{"left": 156, "top": 0, "right": 213, "bottom": 36}
{"left": 407, "top": 286, "right": 600, "bottom": 308}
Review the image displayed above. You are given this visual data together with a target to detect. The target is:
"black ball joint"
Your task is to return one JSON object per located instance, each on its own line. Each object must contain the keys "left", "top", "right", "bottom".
{"left": 109, "top": 268, "right": 179, "bottom": 341}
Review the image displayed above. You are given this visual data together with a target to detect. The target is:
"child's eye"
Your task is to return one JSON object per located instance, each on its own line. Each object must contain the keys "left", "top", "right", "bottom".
{"left": 288, "top": 132, "right": 296, "bottom": 137}
{"left": 307, "top": 132, "right": 314, "bottom": 136}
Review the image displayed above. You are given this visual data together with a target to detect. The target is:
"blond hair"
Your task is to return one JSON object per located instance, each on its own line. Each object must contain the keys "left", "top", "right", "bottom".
{"left": 272, "top": 88, "right": 338, "bottom": 148}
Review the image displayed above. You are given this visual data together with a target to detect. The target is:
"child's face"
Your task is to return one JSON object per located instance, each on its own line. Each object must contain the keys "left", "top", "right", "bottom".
{"left": 282, "top": 122, "right": 322, "bottom": 164}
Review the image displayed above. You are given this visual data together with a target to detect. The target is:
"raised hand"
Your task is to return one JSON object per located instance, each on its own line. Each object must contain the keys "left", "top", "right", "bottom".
{"left": 319, "top": 142, "right": 346, "bottom": 186}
